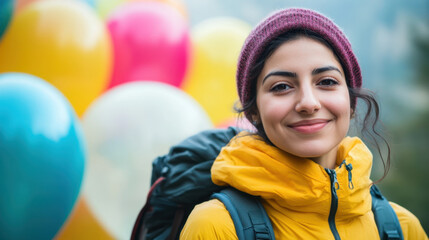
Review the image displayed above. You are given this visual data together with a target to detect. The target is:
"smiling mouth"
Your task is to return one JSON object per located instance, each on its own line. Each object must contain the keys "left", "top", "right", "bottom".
{"left": 288, "top": 119, "right": 331, "bottom": 134}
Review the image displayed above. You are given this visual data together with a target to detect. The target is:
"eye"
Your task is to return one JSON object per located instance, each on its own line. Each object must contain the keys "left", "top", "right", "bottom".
{"left": 270, "top": 83, "right": 292, "bottom": 92}
{"left": 318, "top": 78, "right": 339, "bottom": 86}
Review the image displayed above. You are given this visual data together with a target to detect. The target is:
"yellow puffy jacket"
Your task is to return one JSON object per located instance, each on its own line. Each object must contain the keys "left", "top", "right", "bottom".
{"left": 180, "top": 134, "right": 428, "bottom": 240}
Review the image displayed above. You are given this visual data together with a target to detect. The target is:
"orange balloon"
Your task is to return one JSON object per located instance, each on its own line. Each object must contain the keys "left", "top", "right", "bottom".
{"left": 55, "top": 198, "right": 113, "bottom": 240}
{"left": 15, "top": 0, "right": 38, "bottom": 12}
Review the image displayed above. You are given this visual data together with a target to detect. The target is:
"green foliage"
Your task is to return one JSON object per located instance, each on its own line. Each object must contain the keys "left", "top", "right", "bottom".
{"left": 377, "top": 22, "right": 429, "bottom": 233}
{"left": 379, "top": 112, "right": 429, "bottom": 233}
{"left": 413, "top": 27, "right": 429, "bottom": 87}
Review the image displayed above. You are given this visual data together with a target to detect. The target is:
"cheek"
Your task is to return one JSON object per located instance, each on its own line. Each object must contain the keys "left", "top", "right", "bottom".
{"left": 323, "top": 90, "right": 351, "bottom": 128}
{"left": 257, "top": 94, "right": 292, "bottom": 123}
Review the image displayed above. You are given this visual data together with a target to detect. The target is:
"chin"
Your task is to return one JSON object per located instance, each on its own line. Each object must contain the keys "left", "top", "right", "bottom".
{"left": 275, "top": 140, "right": 339, "bottom": 161}
{"left": 292, "top": 150, "right": 328, "bottom": 159}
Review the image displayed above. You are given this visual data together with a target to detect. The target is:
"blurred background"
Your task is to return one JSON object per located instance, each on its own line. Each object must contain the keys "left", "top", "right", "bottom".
{"left": 0, "top": 0, "right": 427, "bottom": 239}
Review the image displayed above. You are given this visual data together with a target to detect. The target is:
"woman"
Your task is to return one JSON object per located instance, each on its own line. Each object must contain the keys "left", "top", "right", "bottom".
{"left": 180, "top": 8, "right": 428, "bottom": 239}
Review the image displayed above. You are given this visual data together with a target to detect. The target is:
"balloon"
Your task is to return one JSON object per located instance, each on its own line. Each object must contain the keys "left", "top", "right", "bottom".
{"left": 14, "top": 0, "right": 36, "bottom": 12}
{"left": 136, "top": 0, "right": 187, "bottom": 17}
{"left": 216, "top": 117, "right": 256, "bottom": 132}
{"left": 94, "top": 0, "right": 124, "bottom": 18}
{"left": 0, "top": 73, "right": 85, "bottom": 240}
{"left": 0, "top": 0, "right": 112, "bottom": 116}
{"left": 106, "top": 1, "right": 191, "bottom": 89}
{"left": 16, "top": 0, "right": 95, "bottom": 12}
{"left": 80, "top": 0, "right": 96, "bottom": 8}
{"left": 95, "top": 0, "right": 187, "bottom": 20}
{"left": 0, "top": 0, "right": 14, "bottom": 39}
{"left": 182, "top": 17, "right": 251, "bottom": 125}
{"left": 55, "top": 198, "right": 113, "bottom": 240}
{"left": 81, "top": 81, "right": 212, "bottom": 239}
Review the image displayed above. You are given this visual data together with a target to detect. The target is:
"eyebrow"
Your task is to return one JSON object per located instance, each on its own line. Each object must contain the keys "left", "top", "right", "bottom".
{"left": 262, "top": 71, "right": 296, "bottom": 83}
{"left": 262, "top": 66, "right": 342, "bottom": 83}
{"left": 312, "top": 66, "right": 342, "bottom": 76}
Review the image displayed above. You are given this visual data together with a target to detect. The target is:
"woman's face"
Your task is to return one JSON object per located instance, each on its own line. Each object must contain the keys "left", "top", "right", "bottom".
{"left": 255, "top": 37, "right": 351, "bottom": 167}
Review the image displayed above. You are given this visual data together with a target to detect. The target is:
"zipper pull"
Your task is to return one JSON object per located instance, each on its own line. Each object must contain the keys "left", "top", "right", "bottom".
{"left": 333, "top": 170, "right": 339, "bottom": 190}
{"left": 339, "top": 160, "right": 354, "bottom": 190}
{"left": 339, "top": 160, "right": 346, "bottom": 168}
{"left": 345, "top": 163, "right": 354, "bottom": 190}
{"left": 327, "top": 169, "right": 340, "bottom": 190}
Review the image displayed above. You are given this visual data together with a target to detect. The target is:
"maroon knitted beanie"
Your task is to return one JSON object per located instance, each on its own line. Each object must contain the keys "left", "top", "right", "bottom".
{"left": 237, "top": 8, "right": 362, "bottom": 112}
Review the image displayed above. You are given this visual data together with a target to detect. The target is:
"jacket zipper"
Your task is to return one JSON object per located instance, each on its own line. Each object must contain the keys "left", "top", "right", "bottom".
{"left": 326, "top": 169, "right": 341, "bottom": 240}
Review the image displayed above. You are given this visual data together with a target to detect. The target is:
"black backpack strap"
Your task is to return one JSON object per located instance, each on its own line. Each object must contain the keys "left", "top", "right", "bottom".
{"left": 370, "top": 184, "right": 404, "bottom": 240}
{"left": 131, "top": 177, "right": 165, "bottom": 240}
{"left": 211, "top": 188, "right": 275, "bottom": 240}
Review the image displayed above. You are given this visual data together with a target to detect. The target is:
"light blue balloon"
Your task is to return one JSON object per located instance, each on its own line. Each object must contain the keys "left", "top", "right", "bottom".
{"left": 78, "top": 0, "right": 96, "bottom": 8}
{"left": 0, "top": 73, "right": 86, "bottom": 240}
{"left": 0, "top": 0, "right": 14, "bottom": 40}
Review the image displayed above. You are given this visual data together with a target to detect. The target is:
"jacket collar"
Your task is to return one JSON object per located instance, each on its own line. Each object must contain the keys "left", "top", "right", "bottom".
{"left": 211, "top": 132, "right": 373, "bottom": 220}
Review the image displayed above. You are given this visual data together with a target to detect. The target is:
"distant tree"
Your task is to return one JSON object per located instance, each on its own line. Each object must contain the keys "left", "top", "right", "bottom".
{"left": 379, "top": 19, "right": 429, "bottom": 233}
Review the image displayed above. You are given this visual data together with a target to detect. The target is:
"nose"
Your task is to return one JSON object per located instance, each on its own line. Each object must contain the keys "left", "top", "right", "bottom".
{"left": 295, "top": 85, "right": 321, "bottom": 114}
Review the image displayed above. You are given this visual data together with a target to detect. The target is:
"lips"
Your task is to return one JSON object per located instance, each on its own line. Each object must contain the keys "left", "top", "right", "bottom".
{"left": 288, "top": 119, "right": 330, "bottom": 134}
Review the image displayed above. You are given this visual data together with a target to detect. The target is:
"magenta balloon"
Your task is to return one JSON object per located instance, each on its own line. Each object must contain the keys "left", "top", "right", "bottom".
{"left": 107, "top": 1, "right": 191, "bottom": 89}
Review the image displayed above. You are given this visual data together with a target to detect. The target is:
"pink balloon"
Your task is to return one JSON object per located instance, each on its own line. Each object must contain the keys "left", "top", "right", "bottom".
{"left": 106, "top": 1, "right": 191, "bottom": 89}
{"left": 216, "top": 117, "right": 256, "bottom": 132}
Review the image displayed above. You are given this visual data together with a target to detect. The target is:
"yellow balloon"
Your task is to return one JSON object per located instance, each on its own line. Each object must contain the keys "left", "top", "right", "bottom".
{"left": 0, "top": 0, "right": 112, "bottom": 116}
{"left": 182, "top": 17, "right": 251, "bottom": 125}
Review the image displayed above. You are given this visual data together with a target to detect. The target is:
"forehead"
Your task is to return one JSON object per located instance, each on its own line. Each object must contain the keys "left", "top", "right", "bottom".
{"left": 263, "top": 37, "right": 342, "bottom": 70}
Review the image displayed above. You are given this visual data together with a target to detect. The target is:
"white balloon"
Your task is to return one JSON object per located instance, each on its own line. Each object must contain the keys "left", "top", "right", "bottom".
{"left": 81, "top": 81, "right": 213, "bottom": 240}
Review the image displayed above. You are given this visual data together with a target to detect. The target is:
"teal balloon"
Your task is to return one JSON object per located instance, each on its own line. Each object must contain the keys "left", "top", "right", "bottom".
{"left": 0, "top": 73, "right": 86, "bottom": 240}
{"left": 0, "top": 0, "right": 14, "bottom": 39}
